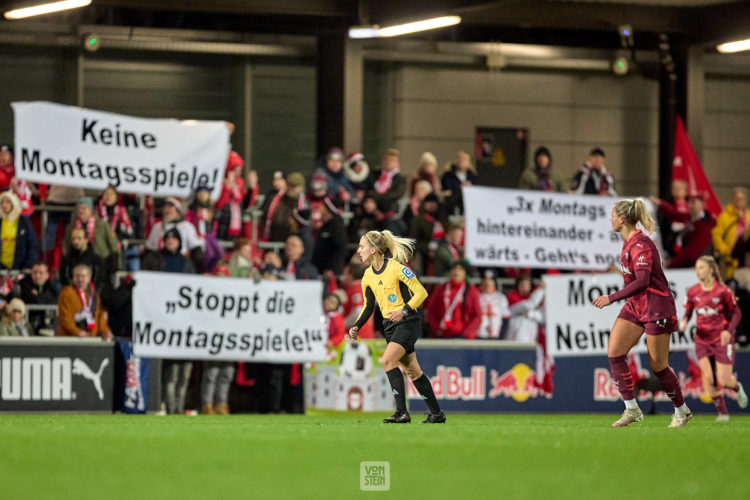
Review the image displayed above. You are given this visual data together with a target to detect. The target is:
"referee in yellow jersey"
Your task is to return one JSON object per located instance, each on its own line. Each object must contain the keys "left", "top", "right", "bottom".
{"left": 349, "top": 230, "right": 445, "bottom": 423}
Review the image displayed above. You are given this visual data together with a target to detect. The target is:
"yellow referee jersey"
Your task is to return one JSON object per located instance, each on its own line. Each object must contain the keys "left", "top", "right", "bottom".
{"left": 353, "top": 259, "right": 428, "bottom": 328}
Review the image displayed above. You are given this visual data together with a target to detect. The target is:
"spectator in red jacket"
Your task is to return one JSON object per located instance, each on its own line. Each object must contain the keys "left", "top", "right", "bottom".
{"left": 215, "top": 151, "right": 247, "bottom": 240}
{"left": 324, "top": 292, "right": 347, "bottom": 347}
{"left": 426, "top": 261, "right": 481, "bottom": 339}
{"left": 666, "top": 192, "right": 716, "bottom": 268}
{"left": 0, "top": 144, "right": 15, "bottom": 192}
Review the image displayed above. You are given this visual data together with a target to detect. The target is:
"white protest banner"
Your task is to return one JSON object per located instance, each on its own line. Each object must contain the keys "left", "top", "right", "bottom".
{"left": 12, "top": 101, "right": 229, "bottom": 200}
{"left": 132, "top": 272, "right": 328, "bottom": 362}
{"left": 543, "top": 269, "right": 698, "bottom": 357}
{"left": 463, "top": 186, "right": 658, "bottom": 271}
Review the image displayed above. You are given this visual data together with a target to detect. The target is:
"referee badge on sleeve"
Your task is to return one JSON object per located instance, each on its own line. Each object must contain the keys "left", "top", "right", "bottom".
{"left": 402, "top": 267, "right": 415, "bottom": 279}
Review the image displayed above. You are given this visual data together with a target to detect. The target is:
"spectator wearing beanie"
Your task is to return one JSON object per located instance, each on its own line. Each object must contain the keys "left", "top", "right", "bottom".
{"left": 518, "top": 146, "right": 566, "bottom": 192}
{"left": 323, "top": 147, "right": 354, "bottom": 201}
{"left": 0, "top": 191, "right": 38, "bottom": 272}
{"left": 409, "top": 152, "right": 442, "bottom": 198}
{"left": 570, "top": 147, "right": 616, "bottom": 196}
{"left": 0, "top": 298, "right": 34, "bottom": 337}
{"left": 343, "top": 152, "right": 373, "bottom": 201}
{"left": 145, "top": 196, "right": 204, "bottom": 272}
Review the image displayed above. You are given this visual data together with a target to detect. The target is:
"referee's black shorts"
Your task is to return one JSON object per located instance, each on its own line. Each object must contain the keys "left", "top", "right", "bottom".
{"left": 383, "top": 315, "right": 421, "bottom": 355}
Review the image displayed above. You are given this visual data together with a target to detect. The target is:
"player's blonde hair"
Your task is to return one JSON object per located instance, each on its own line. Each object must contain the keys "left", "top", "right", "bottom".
{"left": 364, "top": 230, "right": 415, "bottom": 265}
{"left": 613, "top": 198, "right": 655, "bottom": 233}
{"left": 697, "top": 255, "right": 723, "bottom": 283}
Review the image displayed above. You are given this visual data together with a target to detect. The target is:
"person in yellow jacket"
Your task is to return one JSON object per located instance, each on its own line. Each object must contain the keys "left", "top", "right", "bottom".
{"left": 711, "top": 188, "right": 750, "bottom": 279}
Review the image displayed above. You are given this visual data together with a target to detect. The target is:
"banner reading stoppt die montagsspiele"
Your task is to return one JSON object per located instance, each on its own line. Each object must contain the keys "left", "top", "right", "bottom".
{"left": 12, "top": 101, "right": 229, "bottom": 200}
{"left": 463, "top": 186, "right": 658, "bottom": 271}
{"left": 132, "top": 272, "right": 328, "bottom": 362}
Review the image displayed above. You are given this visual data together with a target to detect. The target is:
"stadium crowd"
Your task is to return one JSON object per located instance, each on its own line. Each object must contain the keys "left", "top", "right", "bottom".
{"left": 0, "top": 139, "right": 747, "bottom": 414}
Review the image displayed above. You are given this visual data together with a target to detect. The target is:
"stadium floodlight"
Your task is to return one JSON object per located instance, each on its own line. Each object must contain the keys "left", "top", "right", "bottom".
{"left": 377, "top": 16, "right": 461, "bottom": 38}
{"left": 348, "top": 25, "right": 380, "bottom": 39}
{"left": 4, "top": 0, "right": 92, "bottom": 19}
{"left": 717, "top": 38, "right": 750, "bottom": 54}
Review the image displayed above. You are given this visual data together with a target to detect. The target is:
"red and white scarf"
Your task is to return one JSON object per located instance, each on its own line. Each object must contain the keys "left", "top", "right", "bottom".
{"left": 228, "top": 184, "right": 243, "bottom": 236}
{"left": 76, "top": 283, "right": 97, "bottom": 331}
{"left": 98, "top": 199, "right": 132, "bottom": 236}
{"left": 75, "top": 216, "right": 97, "bottom": 243}
{"left": 374, "top": 168, "right": 400, "bottom": 195}
{"left": 195, "top": 206, "right": 212, "bottom": 238}
{"left": 443, "top": 281, "right": 466, "bottom": 322}
{"left": 263, "top": 189, "right": 286, "bottom": 241}
{"left": 423, "top": 213, "right": 444, "bottom": 240}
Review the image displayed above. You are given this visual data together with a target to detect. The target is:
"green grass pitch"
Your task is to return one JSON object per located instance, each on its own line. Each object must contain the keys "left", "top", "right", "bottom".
{"left": 2, "top": 412, "right": 749, "bottom": 500}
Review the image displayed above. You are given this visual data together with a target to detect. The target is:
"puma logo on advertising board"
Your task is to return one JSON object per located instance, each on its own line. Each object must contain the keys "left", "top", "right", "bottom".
{"left": 0, "top": 357, "right": 110, "bottom": 401}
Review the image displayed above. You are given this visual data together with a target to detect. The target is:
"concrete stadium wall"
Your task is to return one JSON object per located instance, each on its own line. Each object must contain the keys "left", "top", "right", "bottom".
{"left": 363, "top": 64, "right": 750, "bottom": 203}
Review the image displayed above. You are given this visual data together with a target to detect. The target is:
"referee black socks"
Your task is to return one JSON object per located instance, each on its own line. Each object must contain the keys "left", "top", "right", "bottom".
{"left": 413, "top": 374, "right": 441, "bottom": 414}
{"left": 386, "top": 368, "right": 407, "bottom": 411}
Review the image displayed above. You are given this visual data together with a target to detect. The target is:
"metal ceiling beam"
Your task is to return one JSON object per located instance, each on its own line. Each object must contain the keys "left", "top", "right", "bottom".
{"left": 95, "top": 0, "right": 347, "bottom": 17}
{"left": 457, "top": 1, "right": 694, "bottom": 35}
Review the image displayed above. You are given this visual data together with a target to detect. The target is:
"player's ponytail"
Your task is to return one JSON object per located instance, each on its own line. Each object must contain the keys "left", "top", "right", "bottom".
{"left": 697, "top": 255, "right": 723, "bottom": 284}
{"left": 614, "top": 198, "right": 655, "bottom": 233}
{"left": 364, "top": 230, "right": 415, "bottom": 264}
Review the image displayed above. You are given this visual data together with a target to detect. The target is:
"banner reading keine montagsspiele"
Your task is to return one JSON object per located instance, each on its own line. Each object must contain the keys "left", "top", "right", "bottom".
{"left": 132, "top": 272, "right": 328, "bottom": 362}
{"left": 543, "top": 270, "right": 697, "bottom": 357}
{"left": 12, "top": 101, "right": 229, "bottom": 199}
{"left": 463, "top": 186, "right": 657, "bottom": 271}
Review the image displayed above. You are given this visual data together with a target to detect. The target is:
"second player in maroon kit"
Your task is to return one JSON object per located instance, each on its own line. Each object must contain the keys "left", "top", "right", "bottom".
{"left": 593, "top": 199, "right": 692, "bottom": 427}
{"left": 680, "top": 256, "right": 748, "bottom": 420}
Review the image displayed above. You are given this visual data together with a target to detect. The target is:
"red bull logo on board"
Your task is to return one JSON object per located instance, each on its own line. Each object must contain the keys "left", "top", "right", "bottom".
{"left": 488, "top": 363, "right": 540, "bottom": 402}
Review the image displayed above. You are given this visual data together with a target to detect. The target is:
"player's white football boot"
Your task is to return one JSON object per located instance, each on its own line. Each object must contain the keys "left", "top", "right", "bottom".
{"left": 715, "top": 414, "right": 730, "bottom": 422}
{"left": 736, "top": 381, "right": 748, "bottom": 409}
{"left": 612, "top": 407, "right": 643, "bottom": 427}
{"left": 668, "top": 408, "right": 692, "bottom": 427}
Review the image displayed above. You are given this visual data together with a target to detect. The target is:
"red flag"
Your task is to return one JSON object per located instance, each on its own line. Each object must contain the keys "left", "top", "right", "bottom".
{"left": 672, "top": 116, "right": 722, "bottom": 216}
{"left": 534, "top": 326, "right": 554, "bottom": 396}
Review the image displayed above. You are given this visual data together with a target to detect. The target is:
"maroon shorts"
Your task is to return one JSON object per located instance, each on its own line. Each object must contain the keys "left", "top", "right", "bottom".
{"left": 695, "top": 339, "right": 735, "bottom": 364}
{"left": 617, "top": 300, "right": 678, "bottom": 335}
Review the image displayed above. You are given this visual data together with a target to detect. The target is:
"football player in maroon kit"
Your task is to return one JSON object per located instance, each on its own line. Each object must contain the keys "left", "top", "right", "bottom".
{"left": 680, "top": 256, "right": 748, "bottom": 421}
{"left": 593, "top": 199, "right": 692, "bottom": 427}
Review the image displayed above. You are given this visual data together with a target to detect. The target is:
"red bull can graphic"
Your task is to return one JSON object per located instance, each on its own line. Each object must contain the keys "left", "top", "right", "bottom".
{"left": 488, "top": 363, "right": 540, "bottom": 402}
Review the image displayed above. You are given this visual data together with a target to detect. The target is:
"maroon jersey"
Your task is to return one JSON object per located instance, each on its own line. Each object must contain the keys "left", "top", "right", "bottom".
{"left": 684, "top": 281, "right": 740, "bottom": 344}
{"left": 610, "top": 230, "right": 676, "bottom": 322}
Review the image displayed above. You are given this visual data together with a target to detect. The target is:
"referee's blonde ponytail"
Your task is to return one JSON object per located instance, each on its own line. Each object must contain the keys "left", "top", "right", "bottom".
{"left": 364, "top": 230, "right": 415, "bottom": 264}
{"left": 614, "top": 198, "right": 655, "bottom": 233}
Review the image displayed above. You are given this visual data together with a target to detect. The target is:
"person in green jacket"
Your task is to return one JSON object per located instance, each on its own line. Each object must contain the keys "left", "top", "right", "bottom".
{"left": 518, "top": 146, "right": 566, "bottom": 192}
{"left": 63, "top": 197, "right": 120, "bottom": 275}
